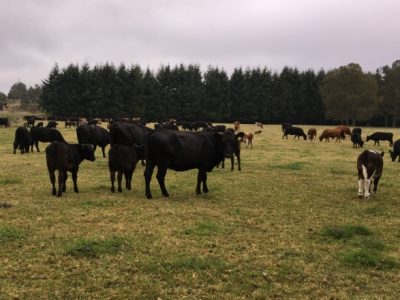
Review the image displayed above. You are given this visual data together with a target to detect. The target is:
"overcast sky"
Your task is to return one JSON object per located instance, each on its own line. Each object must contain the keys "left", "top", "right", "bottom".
{"left": 1, "top": 0, "right": 399, "bottom": 93}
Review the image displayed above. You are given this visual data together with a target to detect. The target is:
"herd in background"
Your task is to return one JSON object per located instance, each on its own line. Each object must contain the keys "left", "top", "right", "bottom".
{"left": 6, "top": 115, "right": 400, "bottom": 199}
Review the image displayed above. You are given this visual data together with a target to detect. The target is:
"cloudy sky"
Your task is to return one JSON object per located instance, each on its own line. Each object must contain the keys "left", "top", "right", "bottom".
{"left": 1, "top": 0, "right": 399, "bottom": 93}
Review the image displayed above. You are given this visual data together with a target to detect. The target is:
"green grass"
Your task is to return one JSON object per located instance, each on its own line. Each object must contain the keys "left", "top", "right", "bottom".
{"left": 1, "top": 119, "right": 400, "bottom": 298}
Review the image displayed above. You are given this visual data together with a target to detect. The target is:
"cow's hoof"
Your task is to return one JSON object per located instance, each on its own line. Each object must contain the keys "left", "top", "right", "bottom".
{"left": 118, "top": 188, "right": 122, "bottom": 193}
{"left": 358, "top": 195, "right": 363, "bottom": 199}
{"left": 74, "top": 188, "right": 79, "bottom": 193}
{"left": 146, "top": 194, "right": 152, "bottom": 199}
{"left": 52, "top": 190, "right": 56, "bottom": 196}
{"left": 57, "top": 194, "right": 62, "bottom": 197}
{"left": 162, "top": 193, "right": 170, "bottom": 197}
{"left": 111, "top": 187, "right": 115, "bottom": 193}
{"left": 203, "top": 188, "right": 209, "bottom": 193}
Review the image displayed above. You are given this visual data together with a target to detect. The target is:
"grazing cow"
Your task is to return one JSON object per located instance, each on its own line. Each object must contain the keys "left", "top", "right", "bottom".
{"left": 281, "top": 123, "right": 292, "bottom": 132}
{"left": 27, "top": 118, "right": 35, "bottom": 127}
{"left": 234, "top": 121, "right": 240, "bottom": 131}
{"left": 357, "top": 150, "right": 384, "bottom": 198}
{"left": 366, "top": 132, "right": 393, "bottom": 146}
{"left": 255, "top": 122, "right": 263, "bottom": 129}
{"left": 220, "top": 129, "right": 244, "bottom": 171}
{"left": 37, "top": 122, "right": 44, "bottom": 127}
{"left": 307, "top": 128, "right": 317, "bottom": 141}
{"left": 46, "top": 120, "right": 58, "bottom": 129}
{"left": 389, "top": 139, "right": 400, "bottom": 162}
{"left": 319, "top": 129, "right": 345, "bottom": 142}
{"left": 13, "top": 127, "right": 31, "bottom": 154}
{"left": 109, "top": 122, "right": 149, "bottom": 165}
{"left": 76, "top": 125, "right": 110, "bottom": 158}
{"left": 352, "top": 127, "right": 362, "bottom": 135}
{"left": 283, "top": 127, "right": 307, "bottom": 140}
{"left": 144, "top": 128, "right": 237, "bottom": 199}
{"left": 0, "top": 118, "right": 10, "bottom": 127}
{"left": 351, "top": 133, "right": 364, "bottom": 148}
{"left": 243, "top": 132, "right": 254, "bottom": 148}
{"left": 336, "top": 125, "right": 351, "bottom": 138}
{"left": 30, "top": 127, "right": 66, "bottom": 152}
{"left": 108, "top": 145, "right": 138, "bottom": 192}
{"left": 46, "top": 141, "right": 96, "bottom": 197}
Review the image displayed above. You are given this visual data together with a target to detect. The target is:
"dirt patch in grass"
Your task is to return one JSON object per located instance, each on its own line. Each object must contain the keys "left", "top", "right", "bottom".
{"left": 64, "top": 237, "right": 127, "bottom": 258}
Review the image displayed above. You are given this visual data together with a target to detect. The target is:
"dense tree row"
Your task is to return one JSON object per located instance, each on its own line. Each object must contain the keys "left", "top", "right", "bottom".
{"left": 40, "top": 63, "right": 326, "bottom": 124}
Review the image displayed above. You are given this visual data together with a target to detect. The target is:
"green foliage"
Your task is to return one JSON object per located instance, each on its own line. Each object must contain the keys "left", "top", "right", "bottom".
{"left": 341, "top": 249, "right": 398, "bottom": 269}
{"left": 320, "top": 224, "right": 372, "bottom": 240}
{"left": 379, "top": 60, "right": 400, "bottom": 126}
{"left": 0, "top": 226, "right": 25, "bottom": 242}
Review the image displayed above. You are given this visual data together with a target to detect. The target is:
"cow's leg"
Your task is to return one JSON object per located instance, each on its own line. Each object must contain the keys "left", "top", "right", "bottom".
{"left": 237, "top": 153, "right": 241, "bottom": 171}
{"left": 13, "top": 142, "right": 17, "bottom": 154}
{"left": 110, "top": 170, "right": 116, "bottom": 192}
{"left": 363, "top": 178, "right": 371, "bottom": 198}
{"left": 202, "top": 171, "right": 208, "bottom": 193}
{"left": 62, "top": 173, "right": 68, "bottom": 192}
{"left": 49, "top": 170, "right": 56, "bottom": 196}
{"left": 358, "top": 178, "right": 364, "bottom": 198}
{"left": 57, "top": 171, "right": 66, "bottom": 197}
{"left": 221, "top": 158, "right": 225, "bottom": 169}
{"left": 230, "top": 155, "right": 234, "bottom": 171}
{"left": 72, "top": 169, "right": 79, "bottom": 193}
{"left": 102, "top": 146, "right": 106, "bottom": 158}
{"left": 372, "top": 175, "right": 381, "bottom": 193}
{"left": 144, "top": 161, "right": 155, "bottom": 199}
{"left": 35, "top": 141, "right": 40, "bottom": 152}
{"left": 156, "top": 165, "right": 169, "bottom": 197}
{"left": 117, "top": 171, "right": 123, "bottom": 192}
{"left": 196, "top": 171, "right": 202, "bottom": 195}
{"left": 126, "top": 168, "right": 133, "bottom": 190}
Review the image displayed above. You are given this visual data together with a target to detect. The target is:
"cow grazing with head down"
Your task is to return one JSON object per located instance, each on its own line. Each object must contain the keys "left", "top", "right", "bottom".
{"left": 76, "top": 125, "right": 110, "bottom": 158}
{"left": 307, "top": 128, "right": 317, "bottom": 141}
{"left": 389, "top": 139, "right": 400, "bottom": 162}
{"left": 351, "top": 133, "right": 364, "bottom": 148}
{"left": 319, "top": 129, "right": 345, "bottom": 142}
{"left": 283, "top": 127, "right": 307, "bottom": 140}
{"left": 0, "top": 118, "right": 10, "bottom": 127}
{"left": 46, "top": 141, "right": 96, "bottom": 197}
{"left": 13, "top": 127, "right": 31, "bottom": 154}
{"left": 357, "top": 150, "right": 384, "bottom": 198}
{"left": 336, "top": 125, "right": 351, "bottom": 139}
{"left": 366, "top": 132, "right": 393, "bottom": 146}
{"left": 144, "top": 128, "right": 236, "bottom": 199}
{"left": 108, "top": 144, "right": 138, "bottom": 192}
{"left": 30, "top": 127, "right": 66, "bottom": 152}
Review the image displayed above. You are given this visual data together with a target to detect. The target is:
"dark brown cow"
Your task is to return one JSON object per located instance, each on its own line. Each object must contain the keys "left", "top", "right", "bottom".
{"left": 307, "top": 128, "right": 317, "bottom": 141}
{"left": 357, "top": 150, "right": 384, "bottom": 198}
{"left": 234, "top": 121, "right": 240, "bottom": 131}
{"left": 319, "top": 129, "right": 345, "bottom": 142}
{"left": 336, "top": 126, "right": 351, "bottom": 138}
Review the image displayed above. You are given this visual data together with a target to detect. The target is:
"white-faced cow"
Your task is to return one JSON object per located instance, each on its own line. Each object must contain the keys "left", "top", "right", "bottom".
{"left": 357, "top": 150, "right": 384, "bottom": 198}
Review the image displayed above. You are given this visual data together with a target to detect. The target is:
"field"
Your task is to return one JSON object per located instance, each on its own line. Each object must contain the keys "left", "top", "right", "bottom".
{"left": 1, "top": 119, "right": 400, "bottom": 299}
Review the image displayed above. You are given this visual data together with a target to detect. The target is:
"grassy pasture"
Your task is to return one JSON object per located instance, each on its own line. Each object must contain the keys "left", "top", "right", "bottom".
{"left": 1, "top": 120, "right": 400, "bottom": 299}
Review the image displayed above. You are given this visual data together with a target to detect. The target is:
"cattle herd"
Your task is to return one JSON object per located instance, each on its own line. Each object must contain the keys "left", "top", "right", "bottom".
{"left": 3, "top": 115, "right": 400, "bottom": 199}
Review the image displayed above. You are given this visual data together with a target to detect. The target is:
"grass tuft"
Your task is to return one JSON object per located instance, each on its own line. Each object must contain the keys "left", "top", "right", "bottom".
{"left": 65, "top": 237, "right": 126, "bottom": 258}
{"left": 270, "top": 162, "right": 307, "bottom": 170}
{"left": 0, "top": 226, "right": 25, "bottom": 242}
{"left": 340, "top": 249, "right": 398, "bottom": 270}
{"left": 0, "top": 177, "right": 22, "bottom": 186}
{"left": 320, "top": 225, "right": 372, "bottom": 240}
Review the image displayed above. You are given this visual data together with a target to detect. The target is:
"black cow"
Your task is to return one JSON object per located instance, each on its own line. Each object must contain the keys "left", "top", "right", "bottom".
{"left": 45, "top": 141, "right": 96, "bottom": 197}
{"left": 144, "top": 128, "right": 234, "bottom": 199}
{"left": 389, "top": 139, "right": 400, "bottom": 162}
{"left": 37, "top": 122, "right": 44, "bottom": 127}
{"left": 30, "top": 127, "right": 66, "bottom": 152}
{"left": 0, "top": 118, "right": 10, "bottom": 127}
{"left": 13, "top": 127, "right": 31, "bottom": 154}
{"left": 352, "top": 127, "right": 362, "bottom": 135}
{"left": 282, "top": 126, "right": 307, "bottom": 140}
{"left": 366, "top": 132, "right": 393, "bottom": 146}
{"left": 46, "top": 120, "right": 58, "bottom": 129}
{"left": 357, "top": 150, "right": 384, "bottom": 198}
{"left": 281, "top": 123, "right": 292, "bottom": 132}
{"left": 219, "top": 129, "right": 244, "bottom": 171}
{"left": 108, "top": 145, "right": 138, "bottom": 192}
{"left": 351, "top": 133, "right": 364, "bottom": 148}
{"left": 109, "top": 122, "right": 149, "bottom": 165}
{"left": 76, "top": 125, "right": 110, "bottom": 158}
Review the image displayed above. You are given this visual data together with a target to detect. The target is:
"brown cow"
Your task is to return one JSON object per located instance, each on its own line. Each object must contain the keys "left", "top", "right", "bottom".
{"left": 319, "top": 129, "right": 345, "bottom": 142}
{"left": 242, "top": 132, "right": 254, "bottom": 148}
{"left": 336, "top": 125, "right": 351, "bottom": 138}
{"left": 307, "top": 128, "right": 317, "bottom": 141}
{"left": 255, "top": 122, "right": 263, "bottom": 129}
{"left": 234, "top": 121, "right": 240, "bottom": 131}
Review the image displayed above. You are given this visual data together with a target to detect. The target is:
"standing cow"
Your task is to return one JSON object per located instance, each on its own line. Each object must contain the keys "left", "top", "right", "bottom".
{"left": 307, "top": 128, "right": 317, "bottom": 141}
{"left": 144, "top": 129, "right": 236, "bottom": 199}
{"left": 30, "top": 127, "right": 66, "bottom": 152}
{"left": 76, "top": 125, "right": 110, "bottom": 158}
{"left": 357, "top": 150, "right": 384, "bottom": 198}
{"left": 45, "top": 142, "right": 96, "bottom": 197}
{"left": 13, "top": 127, "right": 31, "bottom": 154}
{"left": 108, "top": 145, "right": 138, "bottom": 192}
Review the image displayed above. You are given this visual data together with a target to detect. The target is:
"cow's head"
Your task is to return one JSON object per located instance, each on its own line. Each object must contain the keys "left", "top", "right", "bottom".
{"left": 80, "top": 144, "right": 96, "bottom": 161}
{"left": 359, "top": 140, "right": 364, "bottom": 147}
{"left": 389, "top": 150, "right": 396, "bottom": 161}
{"left": 366, "top": 135, "right": 371, "bottom": 142}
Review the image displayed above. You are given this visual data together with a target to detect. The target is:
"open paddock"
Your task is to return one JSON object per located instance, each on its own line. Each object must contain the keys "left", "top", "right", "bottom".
{"left": 1, "top": 122, "right": 400, "bottom": 298}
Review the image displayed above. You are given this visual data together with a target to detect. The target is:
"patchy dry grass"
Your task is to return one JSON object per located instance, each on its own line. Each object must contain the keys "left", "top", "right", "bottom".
{"left": 1, "top": 119, "right": 400, "bottom": 299}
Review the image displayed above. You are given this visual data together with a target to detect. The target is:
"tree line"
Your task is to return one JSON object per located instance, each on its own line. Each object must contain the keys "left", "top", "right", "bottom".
{"left": 3, "top": 60, "right": 400, "bottom": 126}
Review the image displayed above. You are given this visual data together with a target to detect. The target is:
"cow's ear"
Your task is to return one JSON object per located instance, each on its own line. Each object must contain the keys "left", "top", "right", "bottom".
{"left": 380, "top": 151, "right": 385, "bottom": 157}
